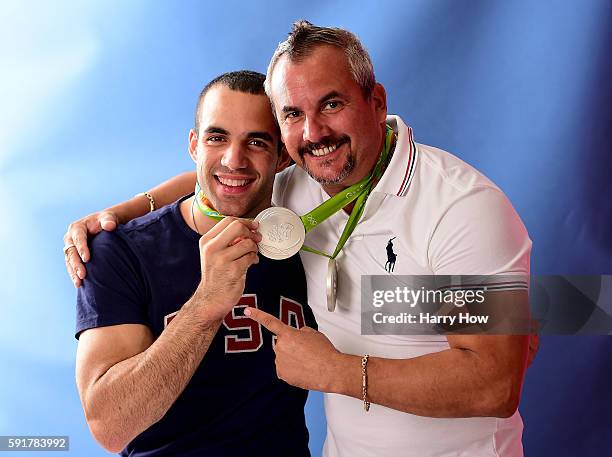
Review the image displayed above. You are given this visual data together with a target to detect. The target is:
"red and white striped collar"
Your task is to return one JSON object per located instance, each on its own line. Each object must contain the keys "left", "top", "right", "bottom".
{"left": 373, "top": 115, "right": 419, "bottom": 197}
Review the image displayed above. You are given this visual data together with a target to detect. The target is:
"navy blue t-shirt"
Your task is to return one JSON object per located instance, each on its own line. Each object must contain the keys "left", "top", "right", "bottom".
{"left": 76, "top": 196, "right": 316, "bottom": 457}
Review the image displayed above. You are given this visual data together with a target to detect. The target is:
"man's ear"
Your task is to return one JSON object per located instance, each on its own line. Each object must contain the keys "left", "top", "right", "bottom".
{"left": 188, "top": 129, "right": 198, "bottom": 163}
{"left": 276, "top": 144, "right": 293, "bottom": 172}
{"left": 371, "top": 82, "right": 388, "bottom": 124}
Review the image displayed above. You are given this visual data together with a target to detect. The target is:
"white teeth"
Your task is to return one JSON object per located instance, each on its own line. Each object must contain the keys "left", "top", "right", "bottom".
{"left": 217, "top": 177, "right": 251, "bottom": 187}
{"left": 311, "top": 144, "right": 338, "bottom": 157}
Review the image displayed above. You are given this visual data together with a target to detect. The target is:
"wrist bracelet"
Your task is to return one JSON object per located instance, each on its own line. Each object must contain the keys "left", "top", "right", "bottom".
{"left": 361, "top": 354, "right": 371, "bottom": 412}
{"left": 136, "top": 192, "right": 156, "bottom": 212}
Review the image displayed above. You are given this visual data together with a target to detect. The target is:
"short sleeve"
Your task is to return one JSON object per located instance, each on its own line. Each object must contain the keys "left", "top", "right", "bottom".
{"left": 429, "top": 186, "right": 531, "bottom": 276}
{"left": 76, "top": 230, "right": 150, "bottom": 339}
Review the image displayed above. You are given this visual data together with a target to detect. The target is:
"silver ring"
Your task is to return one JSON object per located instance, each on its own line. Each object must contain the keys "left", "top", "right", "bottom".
{"left": 63, "top": 243, "right": 76, "bottom": 256}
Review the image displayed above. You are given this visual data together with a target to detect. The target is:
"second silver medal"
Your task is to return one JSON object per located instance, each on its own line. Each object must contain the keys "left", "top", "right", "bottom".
{"left": 327, "top": 257, "right": 338, "bottom": 312}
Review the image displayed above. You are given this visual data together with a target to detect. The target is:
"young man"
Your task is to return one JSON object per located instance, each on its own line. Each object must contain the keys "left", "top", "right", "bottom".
{"left": 65, "top": 22, "right": 536, "bottom": 457}
{"left": 74, "top": 71, "right": 315, "bottom": 457}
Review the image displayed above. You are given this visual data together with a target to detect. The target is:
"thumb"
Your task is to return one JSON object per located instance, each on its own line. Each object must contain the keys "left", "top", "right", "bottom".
{"left": 99, "top": 211, "right": 118, "bottom": 231}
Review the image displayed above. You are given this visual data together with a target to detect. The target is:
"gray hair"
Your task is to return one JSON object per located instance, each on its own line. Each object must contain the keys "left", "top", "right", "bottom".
{"left": 264, "top": 20, "right": 376, "bottom": 103}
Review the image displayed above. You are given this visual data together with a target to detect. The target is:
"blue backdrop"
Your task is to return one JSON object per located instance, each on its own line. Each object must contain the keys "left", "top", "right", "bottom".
{"left": 0, "top": 0, "right": 610, "bottom": 455}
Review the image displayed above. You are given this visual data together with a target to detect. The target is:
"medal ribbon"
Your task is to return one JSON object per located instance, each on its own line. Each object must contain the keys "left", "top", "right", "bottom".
{"left": 194, "top": 182, "right": 225, "bottom": 220}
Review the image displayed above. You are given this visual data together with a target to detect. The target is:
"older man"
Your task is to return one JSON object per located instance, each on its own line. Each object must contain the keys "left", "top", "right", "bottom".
{"left": 65, "top": 22, "right": 533, "bottom": 457}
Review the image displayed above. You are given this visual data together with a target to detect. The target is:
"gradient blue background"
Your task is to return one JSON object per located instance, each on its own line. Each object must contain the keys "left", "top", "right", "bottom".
{"left": 1, "top": 1, "right": 610, "bottom": 455}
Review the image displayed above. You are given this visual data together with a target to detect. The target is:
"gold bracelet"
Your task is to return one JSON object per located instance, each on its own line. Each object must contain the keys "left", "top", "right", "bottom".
{"left": 135, "top": 192, "right": 156, "bottom": 212}
{"left": 361, "top": 354, "right": 371, "bottom": 412}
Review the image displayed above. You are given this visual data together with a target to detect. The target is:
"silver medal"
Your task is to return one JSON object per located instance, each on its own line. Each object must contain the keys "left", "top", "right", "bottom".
{"left": 327, "top": 257, "right": 338, "bottom": 312}
{"left": 254, "top": 207, "right": 306, "bottom": 260}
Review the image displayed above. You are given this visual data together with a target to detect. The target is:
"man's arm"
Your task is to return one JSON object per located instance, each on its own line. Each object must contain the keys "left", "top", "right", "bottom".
{"left": 76, "top": 311, "right": 219, "bottom": 453}
{"left": 76, "top": 217, "right": 260, "bottom": 452}
{"left": 64, "top": 171, "right": 196, "bottom": 287}
{"left": 332, "top": 333, "right": 528, "bottom": 418}
{"left": 245, "top": 296, "right": 528, "bottom": 418}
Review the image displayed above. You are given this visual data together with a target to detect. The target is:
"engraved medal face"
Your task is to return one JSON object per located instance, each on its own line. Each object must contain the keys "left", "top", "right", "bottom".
{"left": 327, "top": 257, "right": 338, "bottom": 312}
{"left": 254, "top": 207, "right": 306, "bottom": 260}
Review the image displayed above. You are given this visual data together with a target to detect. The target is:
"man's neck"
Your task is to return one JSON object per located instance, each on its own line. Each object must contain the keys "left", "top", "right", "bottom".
{"left": 180, "top": 196, "right": 218, "bottom": 235}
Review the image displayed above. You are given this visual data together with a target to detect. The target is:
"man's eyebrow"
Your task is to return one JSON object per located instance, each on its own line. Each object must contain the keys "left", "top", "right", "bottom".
{"left": 281, "top": 105, "right": 300, "bottom": 114}
{"left": 281, "top": 91, "right": 346, "bottom": 113}
{"left": 318, "top": 91, "right": 345, "bottom": 104}
{"left": 202, "top": 126, "right": 229, "bottom": 135}
{"left": 247, "top": 131, "right": 274, "bottom": 143}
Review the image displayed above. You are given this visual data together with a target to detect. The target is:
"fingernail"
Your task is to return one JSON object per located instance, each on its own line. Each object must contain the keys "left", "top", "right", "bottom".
{"left": 244, "top": 308, "right": 252, "bottom": 316}
{"left": 251, "top": 221, "right": 259, "bottom": 228}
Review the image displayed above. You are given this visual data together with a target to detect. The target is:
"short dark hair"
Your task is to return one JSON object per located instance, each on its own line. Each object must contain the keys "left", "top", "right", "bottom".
{"left": 265, "top": 20, "right": 376, "bottom": 101}
{"left": 194, "top": 70, "right": 267, "bottom": 134}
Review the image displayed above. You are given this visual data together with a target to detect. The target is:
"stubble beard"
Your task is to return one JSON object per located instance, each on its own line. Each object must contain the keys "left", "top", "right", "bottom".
{"left": 303, "top": 153, "right": 356, "bottom": 186}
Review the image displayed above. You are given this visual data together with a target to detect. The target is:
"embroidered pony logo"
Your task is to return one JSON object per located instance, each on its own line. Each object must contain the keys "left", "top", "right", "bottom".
{"left": 385, "top": 237, "right": 397, "bottom": 273}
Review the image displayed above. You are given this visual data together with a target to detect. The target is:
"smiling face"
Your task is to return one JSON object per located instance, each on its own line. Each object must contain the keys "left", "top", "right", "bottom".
{"left": 269, "top": 45, "right": 388, "bottom": 193}
{"left": 188, "top": 85, "right": 284, "bottom": 218}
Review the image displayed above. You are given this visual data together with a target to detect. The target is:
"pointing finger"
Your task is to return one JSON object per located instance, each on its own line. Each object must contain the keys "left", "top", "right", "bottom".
{"left": 244, "top": 307, "right": 291, "bottom": 336}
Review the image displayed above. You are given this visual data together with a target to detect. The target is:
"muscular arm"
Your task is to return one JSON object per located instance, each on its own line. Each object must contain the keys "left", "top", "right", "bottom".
{"left": 331, "top": 288, "right": 531, "bottom": 417}
{"left": 76, "top": 298, "right": 221, "bottom": 453}
{"left": 330, "top": 333, "right": 528, "bottom": 418}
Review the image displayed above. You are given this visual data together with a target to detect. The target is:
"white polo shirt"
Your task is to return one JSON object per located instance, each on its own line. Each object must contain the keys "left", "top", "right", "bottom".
{"left": 272, "top": 115, "right": 531, "bottom": 457}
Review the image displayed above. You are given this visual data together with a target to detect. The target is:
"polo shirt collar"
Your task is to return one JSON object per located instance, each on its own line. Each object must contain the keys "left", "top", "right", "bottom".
{"left": 373, "top": 115, "right": 419, "bottom": 197}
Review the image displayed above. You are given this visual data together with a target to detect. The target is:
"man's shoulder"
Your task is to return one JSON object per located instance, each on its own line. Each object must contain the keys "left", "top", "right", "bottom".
{"left": 409, "top": 143, "right": 523, "bottom": 231}
{"left": 88, "top": 198, "right": 193, "bottom": 271}
{"left": 78, "top": 198, "right": 193, "bottom": 338}
{"left": 118, "top": 198, "right": 193, "bottom": 248}
{"left": 415, "top": 143, "right": 500, "bottom": 195}
{"left": 120, "top": 198, "right": 182, "bottom": 236}
{"left": 87, "top": 229, "right": 130, "bottom": 266}
{"left": 382, "top": 115, "right": 500, "bottom": 200}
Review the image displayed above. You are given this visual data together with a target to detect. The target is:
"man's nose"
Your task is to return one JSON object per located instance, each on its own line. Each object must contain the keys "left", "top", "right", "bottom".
{"left": 303, "top": 115, "right": 330, "bottom": 144}
{"left": 220, "top": 143, "right": 248, "bottom": 170}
